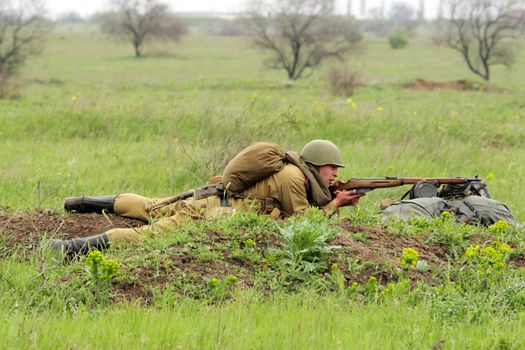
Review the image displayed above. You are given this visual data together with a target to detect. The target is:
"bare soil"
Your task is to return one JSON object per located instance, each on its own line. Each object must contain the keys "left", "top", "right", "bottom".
{"left": 402, "top": 79, "right": 506, "bottom": 93}
{"left": 0, "top": 209, "right": 144, "bottom": 251}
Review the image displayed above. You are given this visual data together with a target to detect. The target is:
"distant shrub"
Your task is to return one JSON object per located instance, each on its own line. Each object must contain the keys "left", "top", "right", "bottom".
{"left": 327, "top": 68, "right": 362, "bottom": 97}
{"left": 218, "top": 18, "right": 249, "bottom": 36}
{"left": 389, "top": 33, "right": 408, "bottom": 49}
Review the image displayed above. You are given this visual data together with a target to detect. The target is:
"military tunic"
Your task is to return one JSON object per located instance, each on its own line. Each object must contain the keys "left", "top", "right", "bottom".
{"left": 106, "top": 164, "right": 336, "bottom": 243}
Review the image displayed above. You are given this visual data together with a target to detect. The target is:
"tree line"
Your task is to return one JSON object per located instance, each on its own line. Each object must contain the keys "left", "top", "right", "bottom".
{"left": 1, "top": 0, "right": 524, "bottom": 97}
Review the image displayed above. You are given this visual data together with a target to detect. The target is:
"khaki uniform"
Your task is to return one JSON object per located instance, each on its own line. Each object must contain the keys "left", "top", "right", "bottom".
{"left": 107, "top": 164, "right": 336, "bottom": 243}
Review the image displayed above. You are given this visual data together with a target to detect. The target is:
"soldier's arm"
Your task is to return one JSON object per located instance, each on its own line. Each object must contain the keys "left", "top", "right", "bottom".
{"left": 277, "top": 169, "right": 310, "bottom": 216}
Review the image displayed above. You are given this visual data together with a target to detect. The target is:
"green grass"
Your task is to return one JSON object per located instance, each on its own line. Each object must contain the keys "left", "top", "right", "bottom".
{"left": 1, "top": 24, "right": 525, "bottom": 348}
{"left": 2, "top": 293, "right": 525, "bottom": 349}
{"left": 2, "top": 26, "right": 525, "bottom": 219}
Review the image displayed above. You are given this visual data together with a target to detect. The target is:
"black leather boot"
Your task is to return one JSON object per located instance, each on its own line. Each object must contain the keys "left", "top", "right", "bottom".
{"left": 64, "top": 196, "right": 116, "bottom": 214}
{"left": 50, "top": 233, "right": 110, "bottom": 257}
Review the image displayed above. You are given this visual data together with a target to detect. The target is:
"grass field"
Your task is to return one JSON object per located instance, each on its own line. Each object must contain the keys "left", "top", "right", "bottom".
{"left": 1, "top": 24, "right": 525, "bottom": 349}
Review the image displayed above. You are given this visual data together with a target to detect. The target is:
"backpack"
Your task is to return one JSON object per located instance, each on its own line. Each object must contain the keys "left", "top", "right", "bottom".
{"left": 222, "top": 142, "right": 286, "bottom": 194}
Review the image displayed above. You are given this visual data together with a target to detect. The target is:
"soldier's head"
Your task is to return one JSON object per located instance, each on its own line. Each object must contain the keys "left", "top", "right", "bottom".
{"left": 300, "top": 140, "right": 344, "bottom": 187}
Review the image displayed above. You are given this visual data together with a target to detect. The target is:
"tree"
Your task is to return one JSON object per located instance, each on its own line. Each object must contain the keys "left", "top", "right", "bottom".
{"left": 101, "top": 0, "right": 187, "bottom": 57}
{"left": 436, "top": 0, "right": 525, "bottom": 81}
{"left": 0, "top": 0, "right": 51, "bottom": 86}
{"left": 388, "top": 2, "right": 415, "bottom": 23}
{"left": 248, "top": 0, "right": 362, "bottom": 80}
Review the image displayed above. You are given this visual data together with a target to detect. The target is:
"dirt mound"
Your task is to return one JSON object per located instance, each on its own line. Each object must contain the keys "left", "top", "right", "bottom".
{"left": 1, "top": 211, "right": 517, "bottom": 303}
{"left": 333, "top": 222, "right": 447, "bottom": 284}
{"left": 402, "top": 79, "right": 505, "bottom": 92}
{"left": 0, "top": 209, "right": 144, "bottom": 251}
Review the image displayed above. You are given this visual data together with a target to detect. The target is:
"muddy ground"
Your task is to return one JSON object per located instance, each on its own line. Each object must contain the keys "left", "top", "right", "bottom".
{"left": 0, "top": 210, "right": 520, "bottom": 303}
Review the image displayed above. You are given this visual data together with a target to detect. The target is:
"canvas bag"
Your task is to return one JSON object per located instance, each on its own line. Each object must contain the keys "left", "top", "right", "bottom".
{"left": 222, "top": 142, "right": 286, "bottom": 193}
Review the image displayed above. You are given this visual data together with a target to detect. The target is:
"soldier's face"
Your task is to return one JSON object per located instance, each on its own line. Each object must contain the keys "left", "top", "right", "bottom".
{"left": 318, "top": 165, "right": 339, "bottom": 187}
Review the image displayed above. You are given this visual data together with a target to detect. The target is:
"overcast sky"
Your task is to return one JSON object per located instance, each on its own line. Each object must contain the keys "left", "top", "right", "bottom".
{"left": 46, "top": 0, "right": 440, "bottom": 19}
{"left": 47, "top": 0, "right": 245, "bottom": 16}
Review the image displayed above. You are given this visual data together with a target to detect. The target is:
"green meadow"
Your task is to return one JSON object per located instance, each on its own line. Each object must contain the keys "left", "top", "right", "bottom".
{"left": 1, "top": 24, "right": 525, "bottom": 349}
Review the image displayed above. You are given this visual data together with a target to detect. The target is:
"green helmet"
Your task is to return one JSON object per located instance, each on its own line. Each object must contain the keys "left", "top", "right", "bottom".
{"left": 300, "top": 140, "right": 344, "bottom": 167}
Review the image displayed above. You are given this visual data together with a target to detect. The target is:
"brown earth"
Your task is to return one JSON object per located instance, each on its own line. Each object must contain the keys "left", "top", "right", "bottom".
{"left": 0, "top": 209, "right": 144, "bottom": 252}
{"left": 402, "top": 79, "right": 506, "bottom": 93}
{"left": 1, "top": 210, "right": 521, "bottom": 303}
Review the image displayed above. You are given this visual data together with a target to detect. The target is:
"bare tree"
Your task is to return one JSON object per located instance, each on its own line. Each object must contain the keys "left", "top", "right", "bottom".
{"left": 101, "top": 0, "right": 187, "bottom": 57}
{"left": 418, "top": 0, "right": 425, "bottom": 21}
{"left": 388, "top": 2, "right": 415, "bottom": 23}
{"left": 436, "top": 0, "right": 525, "bottom": 81}
{"left": 0, "top": 0, "right": 51, "bottom": 84}
{"left": 437, "top": 0, "right": 444, "bottom": 20}
{"left": 360, "top": 0, "right": 366, "bottom": 16}
{"left": 248, "top": 0, "right": 362, "bottom": 80}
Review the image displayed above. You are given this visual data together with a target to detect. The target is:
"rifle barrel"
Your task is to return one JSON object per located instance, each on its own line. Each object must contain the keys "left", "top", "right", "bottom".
{"left": 331, "top": 177, "right": 480, "bottom": 191}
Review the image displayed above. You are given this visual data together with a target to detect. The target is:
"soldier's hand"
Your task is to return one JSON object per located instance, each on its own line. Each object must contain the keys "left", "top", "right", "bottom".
{"left": 332, "top": 190, "right": 364, "bottom": 209}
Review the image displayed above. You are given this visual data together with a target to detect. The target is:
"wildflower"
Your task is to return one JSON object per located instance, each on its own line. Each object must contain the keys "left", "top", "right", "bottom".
{"left": 366, "top": 276, "right": 378, "bottom": 292}
{"left": 489, "top": 220, "right": 509, "bottom": 235}
{"left": 224, "top": 275, "right": 238, "bottom": 286}
{"left": 482, "top": 246, "right": 497, "bottom": 257}
{"left": 376, "top": 106, "right": 384, "bottom": 112}
{"left": 465, "top": 245, "right": 480, "bottom": 259}
{"left": 331, "top": 263, "right": 339, "bottom": 271}
{"left": 351, "top": 102, "right": 357, "bottom": 110}
{"left": 250, "top": 93, "right": 258, "bottom": 102}
{"left": 412, "top": 111, "right": 417, "bottom": 116}
{"left": 486, "top": 172, "right": 495, "bottom": 181}
{"left": 401, "top": 247, "right": 419, "bottom": 270}
{"left": 348, "top": 282, "right": 359, "bottom": 295}
{"left": 208, "top": 278, "right": 221, "bottom": 289}
{"left": 440, "top": 210, "right": 454, "bottom": 222}
{"left": 71, "top": 95, "right": 78, "bottom": 102}
{"left": 86, "top": 250, "right": 104, "bottom": 265}
{"left": 346, "top": 98, "right": 353, "bottom": 104}
{"left": 497, "top": 242, "right": 512, "bottom": 254}
{"left": 101, "top": 259, "right": 119, "bottom": 279}
{"left": 244, "top": 238, "right": 255, "bottom": 248}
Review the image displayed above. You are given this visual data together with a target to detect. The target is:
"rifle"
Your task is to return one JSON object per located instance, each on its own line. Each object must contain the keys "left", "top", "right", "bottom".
{"left": 145, "top": 183, "right": 226, "bottom": 212}
{"left": 329, "top": 177, "right": 490, "bottom": 199}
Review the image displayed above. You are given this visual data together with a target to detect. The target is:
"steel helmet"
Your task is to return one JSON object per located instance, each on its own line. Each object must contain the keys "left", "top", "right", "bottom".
{"left": 300, "top": 140, "right": 344, "bottom": 167}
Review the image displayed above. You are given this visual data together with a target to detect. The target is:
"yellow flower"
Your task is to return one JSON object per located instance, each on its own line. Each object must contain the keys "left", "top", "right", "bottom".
{"left": 376, "top": 106, "right": 384, "bottom": 112}
{"left": 440, "top": 210, "right": 454, "bottom": 222}
{"left": 497, "top": 242, "right": 512, "bottom": 254}
{"left": 465, "top": 245, "right": 480, "bottom": 259}
{"left": 489, "top": 220, "right": 509, "bottom": 234}
{"left": 71, "top": 95, "right": 78, "bottom": 102}
{"left": 401, "top": 248, "right": 419, "bottom": 268}
{"left": 486, "top": 172, "right": 495, "bottom": 181}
